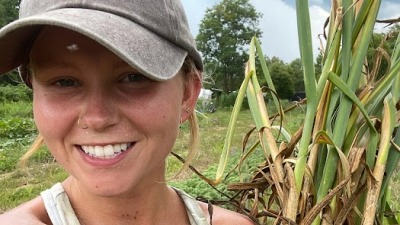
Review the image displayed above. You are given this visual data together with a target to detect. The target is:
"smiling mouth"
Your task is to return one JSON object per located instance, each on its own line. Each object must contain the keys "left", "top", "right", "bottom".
{"left": 80, "top": 143, "right": 132, "bottom": 159}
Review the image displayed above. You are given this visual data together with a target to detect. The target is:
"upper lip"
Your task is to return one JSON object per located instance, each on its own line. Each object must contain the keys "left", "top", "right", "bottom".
{"left": 77, "top": 142, "right": 134, "bottom": 147}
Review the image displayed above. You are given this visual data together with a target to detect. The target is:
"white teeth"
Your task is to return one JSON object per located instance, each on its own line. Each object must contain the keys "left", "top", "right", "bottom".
{"left": 81, "top": 143, "right": 131, "bottom": 159}
{"left": 113, "top": 144, "right": 121, "bottom": 153}
{"left": 121, "top": 143, "right": 128, "bottom": 151}
{"left": 104, "top": 145, "right": 114, "bottom": 157}
{"left": 94, "top": 146, "right": 105, "bottom": 157}
{"left": 88, "top": 146, "right": 95, "bottom": 156}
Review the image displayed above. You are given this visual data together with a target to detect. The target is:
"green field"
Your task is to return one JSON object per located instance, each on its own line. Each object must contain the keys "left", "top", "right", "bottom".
{"left": 0, "top": 99, "right": 399, "bottom": 216}
{"left": 0, "top": 97, "right": 296, "bottom": 211}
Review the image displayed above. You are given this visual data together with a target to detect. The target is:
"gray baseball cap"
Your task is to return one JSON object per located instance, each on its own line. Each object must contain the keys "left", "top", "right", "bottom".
{"left": 0, "top": 0, "right": 203, "bottom": 86}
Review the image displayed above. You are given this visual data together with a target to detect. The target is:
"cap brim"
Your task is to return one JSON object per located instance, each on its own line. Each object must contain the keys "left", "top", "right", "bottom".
{"left": 0, "top": 8, "right": 188, "bottom": 81}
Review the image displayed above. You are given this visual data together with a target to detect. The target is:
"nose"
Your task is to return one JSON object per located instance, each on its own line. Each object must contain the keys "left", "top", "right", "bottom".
{"left": 79, "top": 88, "right": 120, "bottom": 132}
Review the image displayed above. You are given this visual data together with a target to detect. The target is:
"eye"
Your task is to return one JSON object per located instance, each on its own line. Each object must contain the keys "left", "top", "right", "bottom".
{"left": 121, "top": 73, "right": 149, "bottom": 83}
{"left": 54, "top": 78, "right": 79, "bottom": 87}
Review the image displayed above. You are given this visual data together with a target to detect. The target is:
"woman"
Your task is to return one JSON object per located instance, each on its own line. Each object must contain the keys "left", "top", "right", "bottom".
{"left": 0, "top": 0, "right": 254, "bottom": 224}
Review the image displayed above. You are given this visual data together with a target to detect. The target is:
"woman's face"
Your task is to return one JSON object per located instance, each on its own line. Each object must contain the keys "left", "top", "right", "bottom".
{"left": 30, "top": 26, "right": 199, "bottom": 196}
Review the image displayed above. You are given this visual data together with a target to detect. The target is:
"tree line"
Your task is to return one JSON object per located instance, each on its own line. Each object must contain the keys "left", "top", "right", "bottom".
{"left": 196, "top": 0, "right": 399, "bottom": 100}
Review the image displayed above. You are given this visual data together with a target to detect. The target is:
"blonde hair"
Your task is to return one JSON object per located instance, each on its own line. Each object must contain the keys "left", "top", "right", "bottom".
{"left": 20, "top": 57, "right": 202, "bottom": 173}
{"left": 19, "top": 134, "right": 44, "bottom": 167}
{"left": 176, "top": 57, "right": 202, "bottom": 174}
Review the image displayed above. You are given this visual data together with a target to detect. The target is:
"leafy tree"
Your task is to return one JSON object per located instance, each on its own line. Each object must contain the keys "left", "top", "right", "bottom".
{"left": 196, "top": 0, "right": 262, "bottom": 93}
{"left": 0, "top": 0, "right": 19, "bottom": 28}
{"left": 0, "top": 0, "right": 20, "bottom": 86}
{"left": 289, "top": 58, "right": 304, "bottom": 92}
{"left": 314, "top": 52, "right": 323, "bottom": 79}
{"left": 265, "top": 57, "right": 294, "bottom": 99}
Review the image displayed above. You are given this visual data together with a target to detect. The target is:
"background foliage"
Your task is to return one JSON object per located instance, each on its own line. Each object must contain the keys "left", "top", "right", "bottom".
{"left": 196, "top": 0, "right": 262, "bottom": 93}
{"left": 201, "top": 0, "right": 400, "bottom": 224}
{"left": 196, "top": 0, "right": 399, "bottom": 103}
{"left": 0, "top": 0, "right": 20, "bottom": 86}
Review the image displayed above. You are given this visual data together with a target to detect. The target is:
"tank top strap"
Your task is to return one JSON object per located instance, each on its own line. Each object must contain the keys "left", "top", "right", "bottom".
{"left": 40, "top": 182, "right": 81, "bottom": 225}
{"left": 173, "top": 187, "right": 210, "bottom": 225}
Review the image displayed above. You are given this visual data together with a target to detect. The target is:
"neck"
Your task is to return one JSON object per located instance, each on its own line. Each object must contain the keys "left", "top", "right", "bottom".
{"left": 62, "top": 177, "right": 189, "bottom": 225}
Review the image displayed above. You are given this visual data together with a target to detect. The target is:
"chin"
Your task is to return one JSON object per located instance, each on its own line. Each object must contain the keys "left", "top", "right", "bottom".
{"left": 72, "top": 172, "right": 136, "bottom": 198}
{"left": 88, "top": 180, "right": 134, "bottom": 197}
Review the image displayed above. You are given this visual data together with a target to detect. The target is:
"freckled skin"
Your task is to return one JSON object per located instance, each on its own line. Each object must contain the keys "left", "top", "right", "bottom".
{"left": 31, "top": 27, "right": 187, "bottom": 197}
{"left": 31, "top": 26, "right": 197, "bottom": 224}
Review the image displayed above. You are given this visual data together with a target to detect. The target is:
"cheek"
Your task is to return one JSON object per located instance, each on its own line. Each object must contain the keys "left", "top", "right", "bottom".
{"left": 133, "top": 89, "right": 182, "bottom": 141}
{"left": 139, "top": 99, "right": 180, "bottom": 132}
{"left": 144, "top": 102, "right": 181, "bottom": 161}
{"left": 33, "top": 92, "right": 75, "bottom": 146}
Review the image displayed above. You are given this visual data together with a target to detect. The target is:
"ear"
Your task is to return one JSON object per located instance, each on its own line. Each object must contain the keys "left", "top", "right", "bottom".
{"left": 181, "top": 74, "right": 201, "bottom": 122}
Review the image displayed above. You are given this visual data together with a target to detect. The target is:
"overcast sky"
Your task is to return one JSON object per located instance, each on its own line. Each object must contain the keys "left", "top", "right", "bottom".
{"left": 181, "top": 0, "right": 400, "bottom": 63}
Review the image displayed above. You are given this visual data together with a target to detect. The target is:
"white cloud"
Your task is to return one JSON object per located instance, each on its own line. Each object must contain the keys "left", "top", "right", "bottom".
{"left": 309, "top": 5, "right": 330, "bottom": 57}
{"left": 181, "top": 0, "right": 219, "bottom": 36}
{"left": 310, "top": 0, "right": 324, "bottom": 5}
{"left": 251, "top": 0, "right": 298, "bottom": 62}
{"left": 250, "top": 0, "right": 329, "bottom": 62}
{"left": 378, "top": 2, "right": 400, "bottom": 19}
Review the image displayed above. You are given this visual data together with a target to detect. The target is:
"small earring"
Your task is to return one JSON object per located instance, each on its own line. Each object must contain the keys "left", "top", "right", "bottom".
{"left": 185, "top": 107, "right": 191, "bottom": 113}
{"left": 78, "top": 117, "right": 88, "bottom": 129}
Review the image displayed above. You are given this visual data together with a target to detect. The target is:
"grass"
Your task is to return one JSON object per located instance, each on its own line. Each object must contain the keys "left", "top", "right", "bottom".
{"left": 0, "top": 163, "right": 68, "bottom": 209}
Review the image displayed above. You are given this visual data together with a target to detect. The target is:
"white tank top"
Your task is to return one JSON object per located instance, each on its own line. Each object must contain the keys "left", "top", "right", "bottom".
{"left": 41, "top": 183, "right": 209, "bottom": 225}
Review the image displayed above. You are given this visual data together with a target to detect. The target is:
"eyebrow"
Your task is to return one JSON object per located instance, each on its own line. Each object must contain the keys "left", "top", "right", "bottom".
{"left": 29, "top": 48, "right": 139, "bottom": 73}
{"left": 30, "top": 57, "right": 76, "bottom": 73}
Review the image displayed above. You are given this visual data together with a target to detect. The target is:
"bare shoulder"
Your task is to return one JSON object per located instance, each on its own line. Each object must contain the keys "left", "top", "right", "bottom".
{"left": 198, "top": 201, "right": 255, "bottom": 225}
{"left": 0, "top": 196, "right": 50, "bottom": 225}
